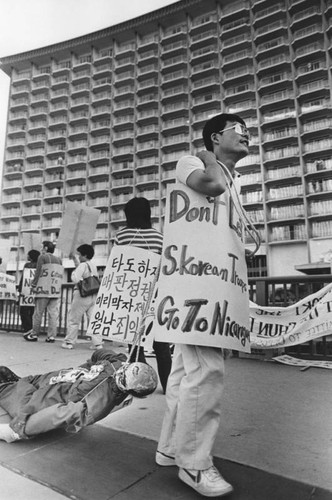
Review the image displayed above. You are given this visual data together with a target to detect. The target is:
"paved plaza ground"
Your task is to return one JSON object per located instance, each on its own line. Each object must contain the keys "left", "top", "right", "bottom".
{"left": 0, "top": 330, "right": 331, "bottom": 500}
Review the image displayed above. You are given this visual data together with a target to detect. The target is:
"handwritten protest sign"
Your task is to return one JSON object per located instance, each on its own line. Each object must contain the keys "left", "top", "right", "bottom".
{"left": 154, "top": 183, "right": 250, "bottom": 352}
{"left": 87, "top": 245, "right": 160, "bottom": 346}
{"left": 19, "top": 268, "right": 36, "bottom": 306}
{"left": 57, "top": 202, "right": 100, "bottom": 256}
{"left": 250, "top": 281, "right": 332, "bottom": 349}
{"left": 22, "top": 233, "right": 41, "bottom": 255}
{"left": 0, "top": 273, "right": 17, "bottom": 301}
{"left": 34, "top": 263, "right": 64, "bottom": 298}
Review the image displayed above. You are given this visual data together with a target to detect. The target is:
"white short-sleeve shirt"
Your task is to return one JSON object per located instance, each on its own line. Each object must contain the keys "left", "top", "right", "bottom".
{"left": 175, "top": 155, "right": 205, "bottom": 185}
{"left": 175, "top": 154, "right": 242, "bottom": 193}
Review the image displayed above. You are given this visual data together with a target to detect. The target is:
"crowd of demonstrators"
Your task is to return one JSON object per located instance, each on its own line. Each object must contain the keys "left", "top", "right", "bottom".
{"left": 1, "top": 111, "right": 254, "bottom": 498}
{"left": 156, "top": 113, "right": 251, "bottom": 498}
{"left": 23, "top": 241, "right": 63, "bottom": 343}
{"left": 0, "top": 350, "right": 158, "bottom": 443}
{"left": 62, "top": 244, "right": 103, "bottom": 351}
{"left": 17, "top": 250, "right": 40, "bottom": 335}
{"left": 114, "top": 197, "right": 172, "bottom": 395}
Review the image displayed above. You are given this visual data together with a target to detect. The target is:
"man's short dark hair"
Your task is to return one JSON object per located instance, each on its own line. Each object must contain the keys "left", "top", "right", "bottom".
{"left": 202, "top": 113, "right": 246, "bottom": 152}
{"left": 42, "top": 241, "right": 55, "bottom": 254}
{"left": 77, "top": 244, "right": 94, "bottom": 260}
{"left": 28, "top": 249, "right": 40, "bottom": 262}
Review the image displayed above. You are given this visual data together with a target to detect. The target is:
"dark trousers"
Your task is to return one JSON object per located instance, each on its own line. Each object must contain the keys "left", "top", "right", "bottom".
{"left": 20, "top": 306, "right": 34, "bottom": 333}
{"left": 129, "top": 341, "right": 172, "bottom": 394}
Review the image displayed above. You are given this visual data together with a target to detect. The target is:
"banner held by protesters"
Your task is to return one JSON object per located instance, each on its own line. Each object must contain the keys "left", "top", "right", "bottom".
{"left": 249, "top": 281, "right": 332, "bottom": 349}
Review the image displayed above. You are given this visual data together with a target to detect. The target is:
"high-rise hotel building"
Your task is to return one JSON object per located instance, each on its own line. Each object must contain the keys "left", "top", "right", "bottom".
{"left": 1, "top": 0, "right": 332, "bottom": 276}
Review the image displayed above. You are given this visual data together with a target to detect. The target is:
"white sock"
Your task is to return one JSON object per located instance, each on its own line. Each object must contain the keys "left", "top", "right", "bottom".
{"left": 0, "top": 424, "right": 20, "bottom": 443}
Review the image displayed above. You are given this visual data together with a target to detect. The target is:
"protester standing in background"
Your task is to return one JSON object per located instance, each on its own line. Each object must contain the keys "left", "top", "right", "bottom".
{"left": 114, "top": 197, "right": 172, "bottom": 394}
{"left": 62, "top": 244, "right": 103, "bottom": 351}
{"left": 24, "top": 241, "right": 63, "bottom": 343}
{"left": 17, "top": 249, "right": 40, "bottom": 336}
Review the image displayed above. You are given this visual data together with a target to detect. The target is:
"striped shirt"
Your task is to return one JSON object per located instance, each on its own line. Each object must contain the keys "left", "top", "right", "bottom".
{"left": 114, "top": 228, "right": 163, "bottom": 255}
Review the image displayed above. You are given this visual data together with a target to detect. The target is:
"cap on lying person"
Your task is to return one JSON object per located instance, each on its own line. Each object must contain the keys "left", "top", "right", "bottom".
{"left": 115, "top": 362, "right": 158, "bottom": 397}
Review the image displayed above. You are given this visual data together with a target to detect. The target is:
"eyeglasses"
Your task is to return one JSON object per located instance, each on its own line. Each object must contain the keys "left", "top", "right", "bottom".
{"left": 218, "top": 123, "right": 250, "bottom": 140}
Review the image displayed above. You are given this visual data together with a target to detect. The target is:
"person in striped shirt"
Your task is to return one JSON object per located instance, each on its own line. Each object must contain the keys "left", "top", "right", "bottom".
{"left": 114, "top": 197, "right": 172, "bottom": 394}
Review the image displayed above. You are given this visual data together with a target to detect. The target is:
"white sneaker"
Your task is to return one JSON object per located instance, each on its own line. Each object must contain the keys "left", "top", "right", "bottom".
{"left": 179, "top": 465, "right": 233, "bottom": 497}
{"left": 61, "top": 342, "right": 73, "bottom": 350}
{"left": 155, "top": 450, "right": 176, "bottom": 466}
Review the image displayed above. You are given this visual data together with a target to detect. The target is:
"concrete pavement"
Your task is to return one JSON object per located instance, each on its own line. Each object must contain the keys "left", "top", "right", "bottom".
{"left": 0, "top": 330, "right": 331, "bottom": 500}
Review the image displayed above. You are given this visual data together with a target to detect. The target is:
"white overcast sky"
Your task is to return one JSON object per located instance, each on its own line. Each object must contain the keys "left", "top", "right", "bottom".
{"left": 0, "top": 0, "right": 179, "bottom": 180}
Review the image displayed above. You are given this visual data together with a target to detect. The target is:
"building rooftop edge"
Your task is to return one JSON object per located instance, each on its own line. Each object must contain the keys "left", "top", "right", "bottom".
{"left": 0, "top": 0, "right": 202, "bottom": 75}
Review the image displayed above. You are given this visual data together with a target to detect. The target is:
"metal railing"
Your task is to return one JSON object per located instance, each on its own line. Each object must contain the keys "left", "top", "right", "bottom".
{"left": 0, "top": 284, "right": 86, "bottom": 339}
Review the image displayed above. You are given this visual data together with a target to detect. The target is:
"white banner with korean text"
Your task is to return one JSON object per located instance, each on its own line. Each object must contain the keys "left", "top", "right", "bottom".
{"left": 19, "top": 268, "right": 36, "bottom": 306}
{"left": 154, "top": 183, "right": 251, "bottom": 352}
{"left": 250, "top": 281, "right": 332, "bottom": 349}
{"left": 87, "top": 245, "right": 160, "bottom": 345}
{"left": 0, "top": 273, "right": 17, "bottom": 301}
{"left": 34, "top": 263, "right": 64, "bottom": 298}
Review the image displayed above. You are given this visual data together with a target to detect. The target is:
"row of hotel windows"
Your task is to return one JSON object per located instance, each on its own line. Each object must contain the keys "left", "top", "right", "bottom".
{"left": 10, "top": 1, "right": 332, "bottom": 79}
{"left": 7, "top": 118, "right": 332, "bottom": 146}
{"left": 247, "top": 198, "right": 332, "bottom": 222}
{"left": 6, "top": 195, "right": 332, "bottom": 226}
{"left": 3, "top": 220, "right": 332, "bottom": 245}
{"left": 5, "top": 142, "right": 332, "bottom": 164}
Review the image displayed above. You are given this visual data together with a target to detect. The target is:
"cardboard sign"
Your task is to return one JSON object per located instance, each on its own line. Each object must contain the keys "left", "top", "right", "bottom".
{"left": 154, "top": 183, "right": 250, "bottom": 352}
{"left": 22, "top": 233, "right": 41, "bottom": 255}
{"left": 19, "top": 268, "right": 36, "bottom": 306}
{"left": 250, "top": 281, "right": 332, "bottom": 349}
{"left": 57, "top": 202, "right": 100, "bottom": 255}
{"left": 34, "top": 263, "right": 64, "bottom": 298}
{"left": 0, "top": 239, "right": 12, "bottom": 269}
{"left": 87, "top": 245, "right": 160, "bottom": 346}
{"left": 0, "top": 273, "right": 17, "bottom": 301}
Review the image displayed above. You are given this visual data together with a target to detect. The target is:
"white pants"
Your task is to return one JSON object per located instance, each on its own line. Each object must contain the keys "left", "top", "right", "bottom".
{"left": 33, "top": 297, "right": 60, "bottom": 338}
{"left": 64, "top": 290, "right": 103, "bottom": 346}
{"left": 158, "top": 344, "right": 224, "bottom": 470}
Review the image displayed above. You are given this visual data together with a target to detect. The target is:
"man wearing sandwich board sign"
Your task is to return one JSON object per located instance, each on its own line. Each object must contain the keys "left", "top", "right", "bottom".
{"left": 154, "top": 113, "right": 260, "bottom": 498}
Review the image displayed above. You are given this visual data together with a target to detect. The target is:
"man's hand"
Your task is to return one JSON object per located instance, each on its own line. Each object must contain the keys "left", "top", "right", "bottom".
{"left": 245, "top": 249, "right": 255, "bottom": 261}
{"left": 196, "top": 150, "right": 218, "bottom": 167}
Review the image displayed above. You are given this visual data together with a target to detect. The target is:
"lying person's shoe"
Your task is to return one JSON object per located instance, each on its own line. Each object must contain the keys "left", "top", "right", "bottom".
{"left": 23, "top": 330, "right": 38, "bottom": 342}
{"left": 155, "top": 450, "right": 176, "bottom": 466}
{"left": 0, "top": 424, "right": 20, "bottom": 443}
{"left": 90, "top": 344, "right": 103, "bottom": 350}
{"left": 61, "top": 342, "right": 73, "bottom": 349}
{"left": 178, "top": 465, "right": 233, "bottom": 497}
{"left": 45, "top": 337, "right": 55, "bottom": 343}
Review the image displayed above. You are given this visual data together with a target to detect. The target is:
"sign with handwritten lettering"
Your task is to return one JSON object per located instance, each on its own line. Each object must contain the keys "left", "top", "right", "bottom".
{"left": 154, "top": 183, "right": 250, "bottom": 352}
{"left": 34, "top": 263, "right": 64, "bottom": 298}
{"left": 87, "top": 245, "right": 160, "bottom": 345}
{"left": 0, "top": 272, "right": 17, "bottom": 301}
{"left": 20, "top": 268, "right": 36, "bottom": 306}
